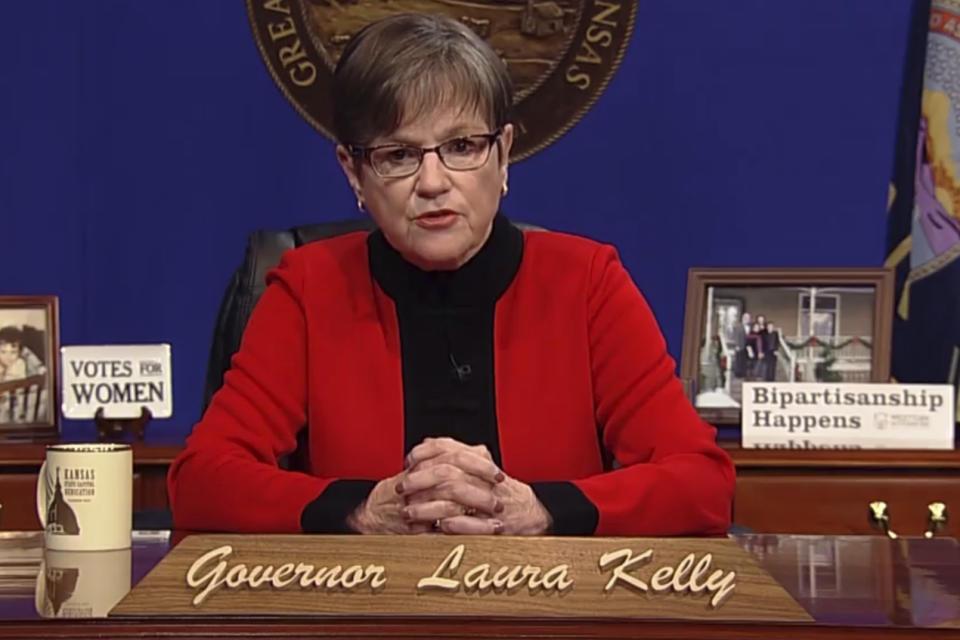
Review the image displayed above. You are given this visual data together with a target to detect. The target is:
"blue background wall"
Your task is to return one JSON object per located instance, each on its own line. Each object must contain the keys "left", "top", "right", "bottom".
{"left": 1, "top": 1, "right": 911, "bottom": 442}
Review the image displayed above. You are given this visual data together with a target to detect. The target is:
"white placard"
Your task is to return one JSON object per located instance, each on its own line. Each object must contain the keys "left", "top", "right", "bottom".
{"left": 60, "top": 345, "right": 172, "bottom": 419}
{"left": 741, "top": 382, "right": 954, "bottom": 450}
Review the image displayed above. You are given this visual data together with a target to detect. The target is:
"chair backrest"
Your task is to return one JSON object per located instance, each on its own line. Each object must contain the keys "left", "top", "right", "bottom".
{"left": 202, "top": 217, "right": 376, "bottom": 413}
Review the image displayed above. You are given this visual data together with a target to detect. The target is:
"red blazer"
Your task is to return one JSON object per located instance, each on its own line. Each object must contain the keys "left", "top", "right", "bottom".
{"left": 169, "top": 229, "right": 735, "bottom": 535}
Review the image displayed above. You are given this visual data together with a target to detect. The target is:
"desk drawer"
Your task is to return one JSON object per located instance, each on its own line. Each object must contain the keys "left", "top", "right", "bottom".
{"left": 0, "top": 474, "right": 42, "bottom": 530}
{"left": 735, "top": 473, "right": 959, "bottom": 536}
{"left": 0, "top": 473, "right": 144, "bottom": 531}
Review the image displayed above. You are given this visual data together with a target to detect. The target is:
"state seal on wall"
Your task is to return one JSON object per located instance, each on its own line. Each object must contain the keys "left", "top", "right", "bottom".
{"left": 247, "top": 0, "right": 638, "bottom": 160}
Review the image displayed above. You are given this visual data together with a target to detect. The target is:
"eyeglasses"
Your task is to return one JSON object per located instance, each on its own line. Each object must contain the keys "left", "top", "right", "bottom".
{"left": 349, "top": 130, "right": 502, "bottom": 178}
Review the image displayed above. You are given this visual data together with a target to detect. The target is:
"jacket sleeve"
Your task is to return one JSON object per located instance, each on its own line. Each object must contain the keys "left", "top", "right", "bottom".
{"left": 572, "top": 245, "right": 735, "bottom": 536}
{"left": 167, "top": 252, "right": 372, "bottom": 533}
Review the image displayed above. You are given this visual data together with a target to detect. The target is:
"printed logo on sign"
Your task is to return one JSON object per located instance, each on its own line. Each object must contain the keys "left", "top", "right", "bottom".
{"left": 875, "top": 413, "right": 888, "bottom": 430}
{"left": 247, "top": 0, "right": 638, "bottom": 160}
{"left": 888, "top": 414, "right": 929, "bottom": 429}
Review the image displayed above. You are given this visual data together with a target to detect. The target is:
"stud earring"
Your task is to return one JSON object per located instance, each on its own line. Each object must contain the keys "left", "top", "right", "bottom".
{"left": 356, "top": 197, "right": 365, "bottom": 212}
{"left": 501, "top": 183, "right": 509, "bottom": 197}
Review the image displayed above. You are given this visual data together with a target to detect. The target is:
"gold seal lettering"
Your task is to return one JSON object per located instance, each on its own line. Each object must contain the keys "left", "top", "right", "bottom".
{"left": 565, "top": 66, "right": 591, "bottom": 90}
{"left": 268, "top": 17, "right": 296, "bottom": 41}
{"left": 565, "top": 0, "right": 622, "bottom": 92}
{"left": 262, "top": 0, "right": 290, "bottom": 14}
{"left": 278, "top": 40, "right": 307, "bottom": 67}
{"left": 276, "top": 38, "right": 316, "bottom": 87}
{"left": 585, "top": 24, "right": 613, "bottom": 47}
{"left": 592, "top": 0, "right": 621, "bottom": 27}
{"left": 574, "top": 41, "right": 602, "bottom": 65}
{"left": 289, "top": 61, "right": 317, "bottom": 87}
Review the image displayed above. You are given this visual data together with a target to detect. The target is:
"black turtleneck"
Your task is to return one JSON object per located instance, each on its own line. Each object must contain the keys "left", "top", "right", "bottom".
{"left": 301, "top": 215, "right": 598, "bottom": 535}
{"left": 367, "top": 214, "right": 522, "bottom": 463}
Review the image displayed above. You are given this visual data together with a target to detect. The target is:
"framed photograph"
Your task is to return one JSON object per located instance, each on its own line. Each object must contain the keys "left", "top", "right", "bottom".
{"left": 0, "top": 296, "right": 59, "bottom": 440}
{"left": 679, "top": 268, "right": 894, "bottom": 425}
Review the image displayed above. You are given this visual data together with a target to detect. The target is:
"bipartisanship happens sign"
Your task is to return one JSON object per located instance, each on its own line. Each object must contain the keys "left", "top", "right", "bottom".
{"left": 741, "top": 382, "right": 954, "bottom": 450}
{"left": 61, "top": 345, "right": 172, "bottom": 419}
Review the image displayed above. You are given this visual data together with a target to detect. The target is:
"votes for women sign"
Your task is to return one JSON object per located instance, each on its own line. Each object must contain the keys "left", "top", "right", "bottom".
{"left": 61, "top": 345, "right": 172, "bottom": 419}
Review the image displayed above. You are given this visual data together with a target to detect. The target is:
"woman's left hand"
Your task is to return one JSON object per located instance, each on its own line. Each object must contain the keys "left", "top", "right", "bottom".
{"left": 404, "top": 437, "right": 553, "bottom": 535}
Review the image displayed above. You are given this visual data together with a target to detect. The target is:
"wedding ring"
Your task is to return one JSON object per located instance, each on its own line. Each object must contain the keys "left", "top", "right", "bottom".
{"left": 464, "top": 506, "right": 478, "bottom": 517}
{"left": 433, "top": 519, "right": 442, "bottom": 531}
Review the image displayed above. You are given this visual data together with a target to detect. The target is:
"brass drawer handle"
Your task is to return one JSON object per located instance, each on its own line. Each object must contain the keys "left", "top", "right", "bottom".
{"left": 868, "top": 501, "right": 898, "bottom": 539}
{"left": 925, "top": 502, "right": 948, "bottom": 539}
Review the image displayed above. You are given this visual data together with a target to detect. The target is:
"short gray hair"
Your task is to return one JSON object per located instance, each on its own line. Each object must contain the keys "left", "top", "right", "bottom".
{"left": 333, "top": 13, "right": 513, "bottom": 145}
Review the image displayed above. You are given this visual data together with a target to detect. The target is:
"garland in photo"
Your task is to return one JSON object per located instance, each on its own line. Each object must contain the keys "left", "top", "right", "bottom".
{"left": 782, "top": 336, "right": 872, "bottom": 350}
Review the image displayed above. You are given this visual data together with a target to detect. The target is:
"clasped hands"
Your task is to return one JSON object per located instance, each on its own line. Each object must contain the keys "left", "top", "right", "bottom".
{"left": 348, "top": 437, "right": 552, "bottom": 535}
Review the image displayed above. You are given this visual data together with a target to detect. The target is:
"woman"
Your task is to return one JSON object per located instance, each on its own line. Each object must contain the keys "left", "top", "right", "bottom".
{"left": 763, "top": 321, "right": 780, "bottom": 381}
{"left": 168, "top": 13, "right": 734, "bottom": 536}
{"left": 745, "top": 323, "right": 764, "bottom": 381}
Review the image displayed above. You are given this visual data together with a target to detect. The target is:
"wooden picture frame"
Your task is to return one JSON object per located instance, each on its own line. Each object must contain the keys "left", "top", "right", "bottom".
{"left": 0, "top": 295, "right": 60, "bottom": 441}
{"left": 679, "top": 268, "right": 894, "bottom": 426}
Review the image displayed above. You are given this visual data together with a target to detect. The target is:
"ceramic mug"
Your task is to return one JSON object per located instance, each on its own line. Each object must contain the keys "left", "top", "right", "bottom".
{"left": 35, "top": 443, "right": 132, "bottom": 551}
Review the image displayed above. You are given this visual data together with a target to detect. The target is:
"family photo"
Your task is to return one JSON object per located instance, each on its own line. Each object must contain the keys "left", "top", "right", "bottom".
{"left": 0, "top": 298, "right": 58, "bottom": 433}
{"left": 694, "top": 285, "right": 878, "bottom": 410}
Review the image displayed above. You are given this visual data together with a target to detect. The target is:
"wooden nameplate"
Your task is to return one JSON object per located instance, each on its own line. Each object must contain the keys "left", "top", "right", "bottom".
{"left": 111, "top": 535, "right": 811, "bottom": 622}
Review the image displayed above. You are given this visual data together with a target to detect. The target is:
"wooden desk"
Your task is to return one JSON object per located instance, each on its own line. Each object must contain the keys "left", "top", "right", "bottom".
{"left": 0, "top": 531, "right": 957, "bottom": 638}
{"left": 726, "top": 443, "right": 960, "bottom": 536}
{"left": 2, "top": 440, "right": 958, "bottom": 536}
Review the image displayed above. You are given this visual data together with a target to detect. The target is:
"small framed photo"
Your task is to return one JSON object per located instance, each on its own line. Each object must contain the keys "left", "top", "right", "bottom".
{"left": 679, "top": 268, "right": 894, "bottom": 425}
{"left": 0, "top": 296, "right": 59, "bottom": 440}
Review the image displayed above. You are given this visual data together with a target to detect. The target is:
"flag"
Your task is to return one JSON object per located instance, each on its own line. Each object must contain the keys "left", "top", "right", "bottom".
{"left": 886, "top": 0, "right": 960, "bottom": 428}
